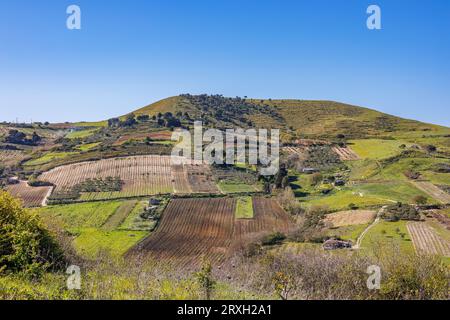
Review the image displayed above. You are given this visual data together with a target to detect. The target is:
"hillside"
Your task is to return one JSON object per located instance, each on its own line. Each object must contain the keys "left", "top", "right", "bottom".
{"left": 125, "top": 94, "right": 449, "bottom": 140}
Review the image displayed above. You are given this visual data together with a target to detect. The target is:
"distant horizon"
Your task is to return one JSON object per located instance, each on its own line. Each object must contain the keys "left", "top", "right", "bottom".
{"left": 3, "top": 94, "right": 449, "bottom": 128}
{"left": 1, "top": 1, "right": 450, "bottom": 126}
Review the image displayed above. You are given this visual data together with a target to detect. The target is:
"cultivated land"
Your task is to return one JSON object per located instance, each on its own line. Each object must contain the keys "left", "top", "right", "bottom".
{"left": 407, "top": 222, "right": 450, "bottom": 257}
{"left": 38, "top": 155, "right": 219, "bottom": 201}
{"left": 1, "top": 94, "right": 450, "bottom": 299}
{"left": 6, "top": 181, "right": 52, "bottom": 207}
{"left": 324, "top": 210, "right": 377, "bottom": 227}
{"left": 128, "top": 197, "right": 294, "bottom": 267}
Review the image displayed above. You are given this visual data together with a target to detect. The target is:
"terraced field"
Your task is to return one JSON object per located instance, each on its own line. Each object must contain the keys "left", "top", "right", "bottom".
{"left": 0, "top": 150, "right": 28, "bottom": 166}
{"left": 332, "top": 146, "right": 359, "bottom": 160}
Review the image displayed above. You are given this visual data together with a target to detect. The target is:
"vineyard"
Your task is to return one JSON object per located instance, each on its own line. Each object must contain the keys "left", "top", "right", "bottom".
{"left": 407, "top": 222, "right": 450, "bottom": 256}
{"left": 332, "top": 146, "right": 359, "bottom": 160}
{"left": 0, "top": 150, "right": 28, "bottom": 166}
{"left": 5, "top": 181, "right": 52, "bottom": 207}
{"left": 128, "top": 197, "right": 295, "bottom": 267}
{"left": 38, "top": 155, "right": 219, "bottom": 201}
{"left": 283, "top": 146, "right": 308, "bottom": 157}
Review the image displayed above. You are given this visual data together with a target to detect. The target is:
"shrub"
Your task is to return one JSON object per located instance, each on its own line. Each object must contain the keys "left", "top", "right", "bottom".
{"left": 0, "top": 191, "right": 65, "bottom": 278}
{"left": 412, "top": 195, "right": 427, "bottom": 205}
{"left": 382, "top": 203, "right": 420, "bottom": 221}
{"left": 262, "top": 232, "right": 286, "bottom": 246}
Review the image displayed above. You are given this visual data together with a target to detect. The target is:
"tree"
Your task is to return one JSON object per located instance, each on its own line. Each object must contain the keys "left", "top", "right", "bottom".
{"left": 195, "top": 259, "right": 216, "bottom": 300}
{"left": 281, "top": 176, "right": 290, "bottom": 189}
{"left": 136, "top": 114, "right": 149, "bottom": 122}
{"left": 0, "top": 191, "right": 64, "bottom": 278}
{"left": 272, "top": 271, "right": 294, "bottom": 300}
{"left": 424, "top": 144, "right": 437, "bottom": 153}
{"left": 412, "top": 195, "right": 427, "bottom": 205}
{"left": 310, "top": 172, "right": 322, "bottom": 186}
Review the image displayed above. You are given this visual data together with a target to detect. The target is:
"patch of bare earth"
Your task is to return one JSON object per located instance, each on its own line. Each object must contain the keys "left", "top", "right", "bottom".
{"left": 324, "top": 210, "right": 376, "bottom": 227}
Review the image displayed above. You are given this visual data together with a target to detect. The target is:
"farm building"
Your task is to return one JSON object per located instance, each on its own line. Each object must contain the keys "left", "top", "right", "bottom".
{"left": 323, "top": 239, "right": 352, "bottom": 250}
{"left": 302, "top": 168, "right": 319, "bottom": 174}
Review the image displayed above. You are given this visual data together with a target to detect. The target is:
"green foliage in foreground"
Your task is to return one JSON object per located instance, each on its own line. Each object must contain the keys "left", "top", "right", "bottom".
{"left": 0, "top": 191, "right": 64, "bottom": 278}
{"left": 0, "top": 244, "right": 448, "bottom": 300}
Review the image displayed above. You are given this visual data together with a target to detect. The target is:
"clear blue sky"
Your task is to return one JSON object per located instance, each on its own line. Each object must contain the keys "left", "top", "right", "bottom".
{"left": 1, "top": 0, "right": 449, "bottom": 126}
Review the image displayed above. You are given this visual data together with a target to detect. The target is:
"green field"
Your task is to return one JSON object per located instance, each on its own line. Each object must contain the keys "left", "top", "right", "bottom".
{"left": 76, "top": 142, "right": 101, "bottom": 152}
{"left": 66, "top": 128, "right": 99, "bottom": 139}
{"left": 24, "top": 152, "right": 78, "bottom": 167}
{"left": 38, "top": 200, "right": 149, "bottom": 259}
{"left": 349, "top": 139, "right": 409, "bottom": 160}
{"left": 38, "top": 200, "right": 123, "bottom": 230}
{"left": 102, "top": 200, "right": 137, "bottom": 231}
{"left": 361, "top": 220, "right": 414, "bottom": 254}
{"left": 326, "top": 223, "right": 370, "bottom": 243}
{"left": 218, "top": 181, "right": 258, "bottom": 193}
{"left": 235, "top": 196, "right": 254, "bottom": 219}
{"left": 119, "top": 200, "right": 156, "bottom": 231}
{"left": 73, "top": 228, "right": 147, "bottom": 258}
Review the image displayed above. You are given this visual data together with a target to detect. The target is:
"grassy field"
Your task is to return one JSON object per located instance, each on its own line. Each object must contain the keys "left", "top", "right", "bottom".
{"left": 326, "top": 223, "right": 370, "bottom": 243}
{"left": 348, "top": 139, "right": 409, "bottom": 160}
{"left": 38, "top": 200, "right": 123, "bottom": 230}
{"left": 38, "top": 200, "right": 149, "bottom": 259}
{"left": 119, "top": 200, "right": 156, "bottom": 231}
{"left": 66, "top": 128, "right": 99, "bottom": 139}
{"left": 235, "top": 196, "right": 254, "bottom": 219}
{"left": 76, "top": 142, "right": 101, "bottom": 152}
{"left": 73, "top": 228, "right": 148, "bottom": 258}
{"left": 218, "top": 181, "right": 258, "bottom": 193}
{"left": 361, "top": 220, "right": 415, "bottom": 254}
{"left": 102, "top": 200, "right": 138, "bottom": 231}
{"left": 24, "top": 152, "right": 78, "bottom": 167}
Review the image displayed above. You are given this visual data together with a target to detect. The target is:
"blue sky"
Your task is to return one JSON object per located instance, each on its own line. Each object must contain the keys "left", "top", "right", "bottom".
{"left": 1, "top": 0, "right": 449, "bottom": 126}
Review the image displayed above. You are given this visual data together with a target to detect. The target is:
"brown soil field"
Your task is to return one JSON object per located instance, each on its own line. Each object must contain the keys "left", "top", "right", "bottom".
{"left": 323, "top": 210, "right": 377, "bottom": 227}
{"left": 0, "top": 150, "right": 28, "bottom": 166}
{"left": 332, "top": 146, "right": 360, "bottom": 160}
{"left": 407, "top": 221, "right": 450, "bottom": 256}
{"left": 128, "top": 197, "right": 295, "bottom": 267}
{"left": 282, "top": 146, "right": 308, "bottom": 156}
{"left": 5, "top": 181, "right": 52, "bottom": 207}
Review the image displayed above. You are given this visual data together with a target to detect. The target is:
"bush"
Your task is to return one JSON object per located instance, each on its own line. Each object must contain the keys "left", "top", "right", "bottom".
{"left": 262, "top": 232, "right": 286, "bottom": 246}
{"left": 382, "top": 203, "right": 420, "bottom": 221}
{"left": 0, "top": 191, "right": 65, "bottom": 278}
{"left": 412, "top": 195, "right": 427, "bottom": 205}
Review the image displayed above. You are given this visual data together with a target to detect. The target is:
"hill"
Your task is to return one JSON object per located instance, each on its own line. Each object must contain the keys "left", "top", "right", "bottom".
{"left": 124, "top": 94, "right": 449, "bottom": 140}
